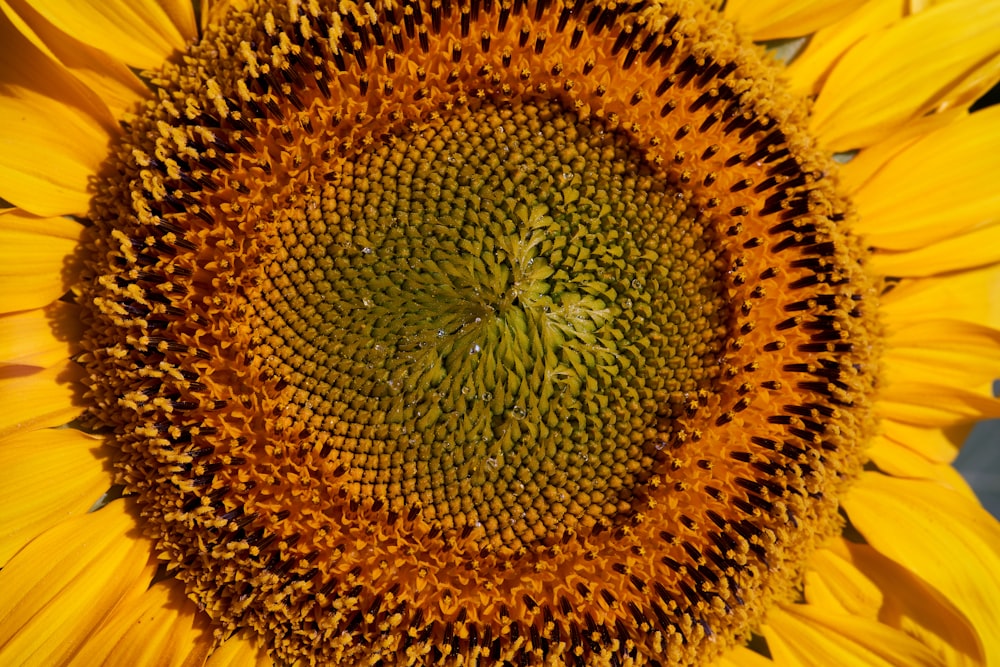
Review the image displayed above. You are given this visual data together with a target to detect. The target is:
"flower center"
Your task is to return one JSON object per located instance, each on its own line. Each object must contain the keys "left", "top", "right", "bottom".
{"left": 253, "top": 97, "right": 726, "bottom": 549}
{"left": 79, "top": 0, "right": 878, "bottom": 664}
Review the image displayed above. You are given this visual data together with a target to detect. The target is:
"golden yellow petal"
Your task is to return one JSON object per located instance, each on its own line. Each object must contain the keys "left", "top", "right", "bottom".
{"left": 0, "top": 13, "right": 114, "bottom": 217}
{"left": 805, "top": 547, "right": 882, "bottom": 619}
{"left": 23, "top": 0, "right": 196, "bottom": 70}
{"left": 838, "top": 106, "right": 964, "bottom": 196}
{"left": 879, "top": 419, "right": 971, "bottom": 465}
{"left": 723, "top": 0, "right": 867, "bottom": 41}
{"left": 785, "top": 0, "right": 903, "bottom": 96}
{"left": 810, "top": 0, "right": 1000, "bottom": 150}
{"left": 876, "top": 382, "right": 1000, "bottom": 427}
{"left": 68, "top": 581, "right": 214, "bottom": 667}
{"left": 0, "top": 302, "right": 80, "bottom": 368}
{"left": 881, "top": 320, "right": 1000, "bottom": 404}
{"left": 0, "top": 210, "right": 82, "bottom": 314}
{"left": 880, "top": 264, "right": 1000, "bottom": 330}
{"left": 871, "top": 224, "right": 1000, "bottom": 278}
{"left": 713, "top": 646, "right": 775, "bottom": 667}
{"left": 0, "top": 363, "right": 82, "bottom": 442}
{"left": 878, "top": 383, "right": 1000, "bottom": 427}
{"left": 843, "top": 539, "right": 985, "bottom": 667}
{"left": 844, "top": 472, "right": 1000, "bottom": 662}
{"left": 930, "top": 51, "right": 1000, "bottom": 114}
{"left": 0, "top": 501, "right": 157, "bottom": 666}
{"left": 853, "top": 107, "right": 1000, "bottom": 250}
{"left": 204, "top": 630, "right": 272, "bottom": 667}
{"left": 1, "top": 0, "right": 147, "bottom": 118}
{"left": 0, "top": 427, "right": 111, "bottom": 565}
{"left": 763, "top": 603, "right": 942, "bottom": 667}
{"left": 867, "top": 436, "right": 978, "bottom": 500}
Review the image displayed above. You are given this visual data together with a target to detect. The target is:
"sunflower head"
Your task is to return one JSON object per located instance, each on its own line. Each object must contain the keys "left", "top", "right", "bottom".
{"left": 71, "top": 0, "right": 881, "bottom": 663}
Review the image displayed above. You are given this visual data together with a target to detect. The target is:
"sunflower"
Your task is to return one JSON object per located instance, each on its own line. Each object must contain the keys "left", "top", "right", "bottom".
{"left": 1, "top": 0, "right": 999, "bottom": 664}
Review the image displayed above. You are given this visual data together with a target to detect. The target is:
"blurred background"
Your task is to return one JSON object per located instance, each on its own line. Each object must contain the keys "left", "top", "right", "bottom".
{"left": 958, "top": 419, "right": 1000, "bottom": 519}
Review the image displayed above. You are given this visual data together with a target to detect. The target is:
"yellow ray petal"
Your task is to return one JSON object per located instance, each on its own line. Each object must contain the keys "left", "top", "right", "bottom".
{"left": 23, "top": 0, "right": 196, "bottom": 70}
{"left": 785, "top": 0, "right": 906, "bottom": 95}
{"left": 877, "top": 382, "right": 1000, "bottom": 427}
{"left": 838, "top": 106, "right": 965, "bottom": 196}
{"left": 871, "top": 224, "right": 1000, "bottom": 278}
{"left": 881, "top": 320, "right": 1000, "bottom": 401}
{"left": 205, "top": 630, "right": 273, "bottom": 667}
{"left": 867, "top": 436, "right": 978, "bottom": 500}
{"left": 0, "top": 210, "right": 82, "bottom": 314}
{"left": 68, "top": 580, "right": 214, "bottom": 667}
{"left": 0, "top": 363, "right": 82, "bottom": 441}
{"left": 763, "top": 602, "right": 942, "bottom": 667}
{"left": 0, "top": 501, "right": 157, "bottom": 666}
{"left": 1, "top": 0, "right": 147, "bottom": 118}
{"left": 0, "top": 13, "right": 114, "bottom": 217}
{"left": 843, "top": 472, "right": 1000, "bottom": 663}
{"left": 0, "top": 427, "right": 111, "bottom": 565}
{"left": 930, "top": 51, "right": 1000, "bottom": 115}
{"left": 810, "top": 0, "right": 1000, "bottom": 151}
{"left": 879, "top": 419, "right": 971, "bottom": 465}
{"left": 723, "top": 0, "right": 867, "bottom": 41}
{"left": 804, "top": 547, "right": 882, "bottom": 619}
{"left": 880, "top": 264, "right": 1000, "bottom": 330}
{"left": 713, "top": 645, "right": 775, "bottom": 667}
{"left": 853, "top": 107, "right": 1000, "bottom": 250}
{"left": 842, "top": 538, "right": 985, "bottom": 666}
{"left": 0, "top": 302, "right": 80, "bottom": 368}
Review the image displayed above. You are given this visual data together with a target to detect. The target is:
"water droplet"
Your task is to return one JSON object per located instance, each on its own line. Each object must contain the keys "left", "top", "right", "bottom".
{"left": 470, "top": 344, "right": 482, "bottom": 354}
{"left": 362, "top": 246, "right": 373, "bottom": 255}
{"left": 461, "top": 385, "right": 472, "bottom": 396}
{"left": 437, "top": 329, "right": 446, "bottom": 337}
{"left": 511, "top": 405, "right": 526, "bottom": 420}
{"left": 631, "top": 278, "right": 642, "bottom": 289}
{"left": 482, "top": 391, "right": 493, "bottom": 402}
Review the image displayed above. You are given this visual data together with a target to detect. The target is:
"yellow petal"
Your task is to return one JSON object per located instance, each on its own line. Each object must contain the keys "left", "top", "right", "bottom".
{"left": 805, "top": 547, "right": 882, "bottom": 619}
{"left": 810, "top": 0, "right": 1000, "bottom": 151}
{"left": 867, "top": 436, "right": 978, "bottom": 500}
{"left": 838, "top": 106, "right": 965, "bottom": 196}
{"left": 785, "top": 0, "right": 904, "bottom": 96}
{"left": 877, "top": 382, "right": 1000, "bottom": 427}
{"left": 843, "top": 472, "right": 1000, "bottom": 662}
{"left": 1, "top": 0, "right": 147, "bottom": 118}
{"left": 713, "top": 645, "right": 775, "bottom": 667}
{"left": 69, "top": 580, "right": 214, "bottom": 667}
{"left": 205, "top": 630, "right": 273, "bottom": 667}
{"left": 882, "top": 319, "right": 1000, "bottom": 401}
{"left": 0, "top": 501, "right": 157, "bottom": 666}
{"left": 763, "top": 602, "right": 942, "bottom": 667}
{"left": 0, "top": 301, "right": 80, "bottom": 368}
{"left": 871, "top": 224, "right": 1000, "bottom": 278}
{"left": 0, "top": 427, "right": 111, "bottom": 565}
{"left": 0, "top": 210, "right": 82, "bottom": 314}
{"left": 24, "top": 0, "right": 196, "bottom": 70}
{"left": 0, "top": 11, "right": 116, "bottom": 217}
{"left": 879, "top": 419, "right": 971, "bottom": 465}
{"left": 723, "top": 0, "right": 867, "bottom": 41}
{"left": 930, "top": 51, "right": 1000, "bottom": 115}
{"left": 853, "top": 107, "right": 1000, "bottom": 250}
{"left": 842, "top": 538, "right": 985, "bottom": 666}
{"left": 0, "top": 363, "right": 82, "bottom": 441}
{"left": 880, "top": 264, "right": 1000, "bottom": 331}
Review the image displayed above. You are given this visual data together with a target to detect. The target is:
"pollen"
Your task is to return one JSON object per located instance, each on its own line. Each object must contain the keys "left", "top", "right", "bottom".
{"left": 79, "top": 0, "right": 878, "bottom": 664}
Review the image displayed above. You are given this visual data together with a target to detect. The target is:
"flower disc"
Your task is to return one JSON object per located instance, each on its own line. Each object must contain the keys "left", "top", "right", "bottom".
{"left": 80, "top": 0, "right": 879, "bottom": 664}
